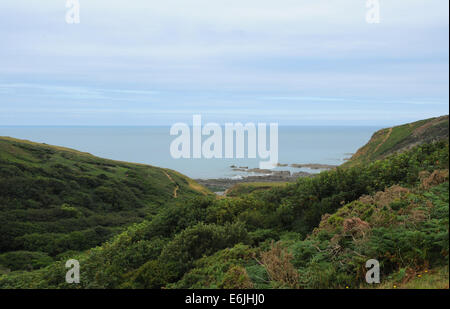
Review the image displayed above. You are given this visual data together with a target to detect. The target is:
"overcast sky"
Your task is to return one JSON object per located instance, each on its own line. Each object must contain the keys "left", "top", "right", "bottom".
{"left": 0, "top": 0, "right": 448, "bottom": 125}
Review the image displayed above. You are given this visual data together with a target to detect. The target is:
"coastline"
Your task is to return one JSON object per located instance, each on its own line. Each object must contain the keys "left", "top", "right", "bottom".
{"left": 196, "top": 171, "right": 312, "bottom": 194}
{"left": 196, "top": 162, "right": 341, "bottom": 194}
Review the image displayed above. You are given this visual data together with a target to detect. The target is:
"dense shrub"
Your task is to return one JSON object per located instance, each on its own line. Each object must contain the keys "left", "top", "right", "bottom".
{"left": 0, "top": 251, "right": 53, "bottom": 271}
{"left": 0, "top": 141, "right": 448, "bottom": 289}
{"left": 0, "top": 138, "right": 207, "bottom": 258}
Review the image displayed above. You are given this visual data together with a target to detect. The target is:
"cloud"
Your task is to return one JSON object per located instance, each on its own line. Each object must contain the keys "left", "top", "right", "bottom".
{"left": 0, "top": 0, "right": 448, "bottom": 125}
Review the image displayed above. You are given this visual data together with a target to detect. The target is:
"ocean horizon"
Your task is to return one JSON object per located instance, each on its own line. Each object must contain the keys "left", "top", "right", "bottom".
{"left": 0, "top": 125, "right": 380, "bottom": 179}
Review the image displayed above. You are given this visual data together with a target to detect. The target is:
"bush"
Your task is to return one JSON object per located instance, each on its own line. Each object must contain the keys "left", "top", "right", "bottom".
{"left": 0, "top": 251, "right": 53, "bottom": 271}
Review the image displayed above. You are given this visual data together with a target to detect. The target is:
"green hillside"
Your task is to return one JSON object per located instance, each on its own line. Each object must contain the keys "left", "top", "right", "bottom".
{"left": 1, "top": 138, "right": 447, "bottom": 289}
{"left": 225, "top": 182, "right": 290, "bottom": 197}
{"left": 0, "top": 136, "right": 210, "bottom": 271}
{"left": 344, "top": 115, "right": 448, "bottom": 167}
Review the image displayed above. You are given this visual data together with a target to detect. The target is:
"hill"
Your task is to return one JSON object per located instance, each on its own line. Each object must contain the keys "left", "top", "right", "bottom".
{"left": 0, "top": 136, "right": 210, "bottom": 271}
{"left": 225, "top": 182, "right": 289, "bottom": 197}
{"left": 1, "top": 138, "right": 447, "bottom": 288}
{"left": 344, "top": 115, "right": 448, "bottom": 167}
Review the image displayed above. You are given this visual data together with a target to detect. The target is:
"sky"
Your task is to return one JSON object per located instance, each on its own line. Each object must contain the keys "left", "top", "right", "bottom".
{"left": 0, "top": 0, "right": 448, "bottom": 126}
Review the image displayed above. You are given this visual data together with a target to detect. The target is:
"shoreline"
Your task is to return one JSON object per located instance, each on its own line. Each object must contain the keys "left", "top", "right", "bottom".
{"left": 196, "top": 162, "right": 340, "bottom": 193}
{"left": 195, "top": 171, "right": 312, "bottom": 193}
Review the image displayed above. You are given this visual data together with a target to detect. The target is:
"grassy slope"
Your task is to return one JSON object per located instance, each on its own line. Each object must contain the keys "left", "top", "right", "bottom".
{"left": 374, "top": 265, "right": 449, "bottom": 289}
{"left": 221, "top": 117, "right": 449, "bottom": 197}
{"left": 1, "top": 140, "right": 447, "bottom": 289}
{"left": 0, "top": 136, "right": 211, "bottom": 269}
{"left": 0, "top": 119, "right": 448, "bottom": 289}
{"left": 225, "top": 182, "right": 289, "bottom": 197}
{"left": 344, "top": 115, "right": 449, "bottom": 167}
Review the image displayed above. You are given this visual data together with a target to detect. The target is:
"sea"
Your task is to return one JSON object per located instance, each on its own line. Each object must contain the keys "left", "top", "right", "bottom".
{"left": 0, "top": 126, "right": 380, "bottom": 179}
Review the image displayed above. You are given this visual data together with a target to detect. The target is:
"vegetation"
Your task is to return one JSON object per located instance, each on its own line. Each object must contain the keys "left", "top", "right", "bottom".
{"left": 0, "top": 137, "right": 210, "bottom": 270}
{"left": 0, "top": 138, "right": 447, "bottom": 288}
{"left": 0, "top": 117, "right": 448, "bottom": 289}
{"left": 344, "top": 115, "right": 448, "bottom": 167}
{"left": 225, "top": 182, "right": 289, "bottom": 197}
{"left": 375, "top": 265, "right": 449, "bottom": 289}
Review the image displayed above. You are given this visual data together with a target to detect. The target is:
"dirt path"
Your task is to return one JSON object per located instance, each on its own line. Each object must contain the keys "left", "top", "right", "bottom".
{"left": 163, "top": 170, "right": 179, "bottom": 198}
{"left": 374, "top": 127, "right": 392, "bottom": 154}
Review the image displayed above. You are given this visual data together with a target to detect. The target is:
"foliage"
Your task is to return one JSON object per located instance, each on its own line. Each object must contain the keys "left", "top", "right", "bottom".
{"left": 0, "top": 136, "right": 448, "bottom": 289}
{"left": 256, "top": 242, "right": 299, "bottom": 288}
{"left": 0, "top": 137, "right": 210, "bottom": 268}
{"left": 0, "top": 251, "right": 53, "bottom": 271}
{"left": 344, "top": 115, "right": 448, "bottom": 166}
{"left": 226, "top": 182, "right": 289, "bottom": 197}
